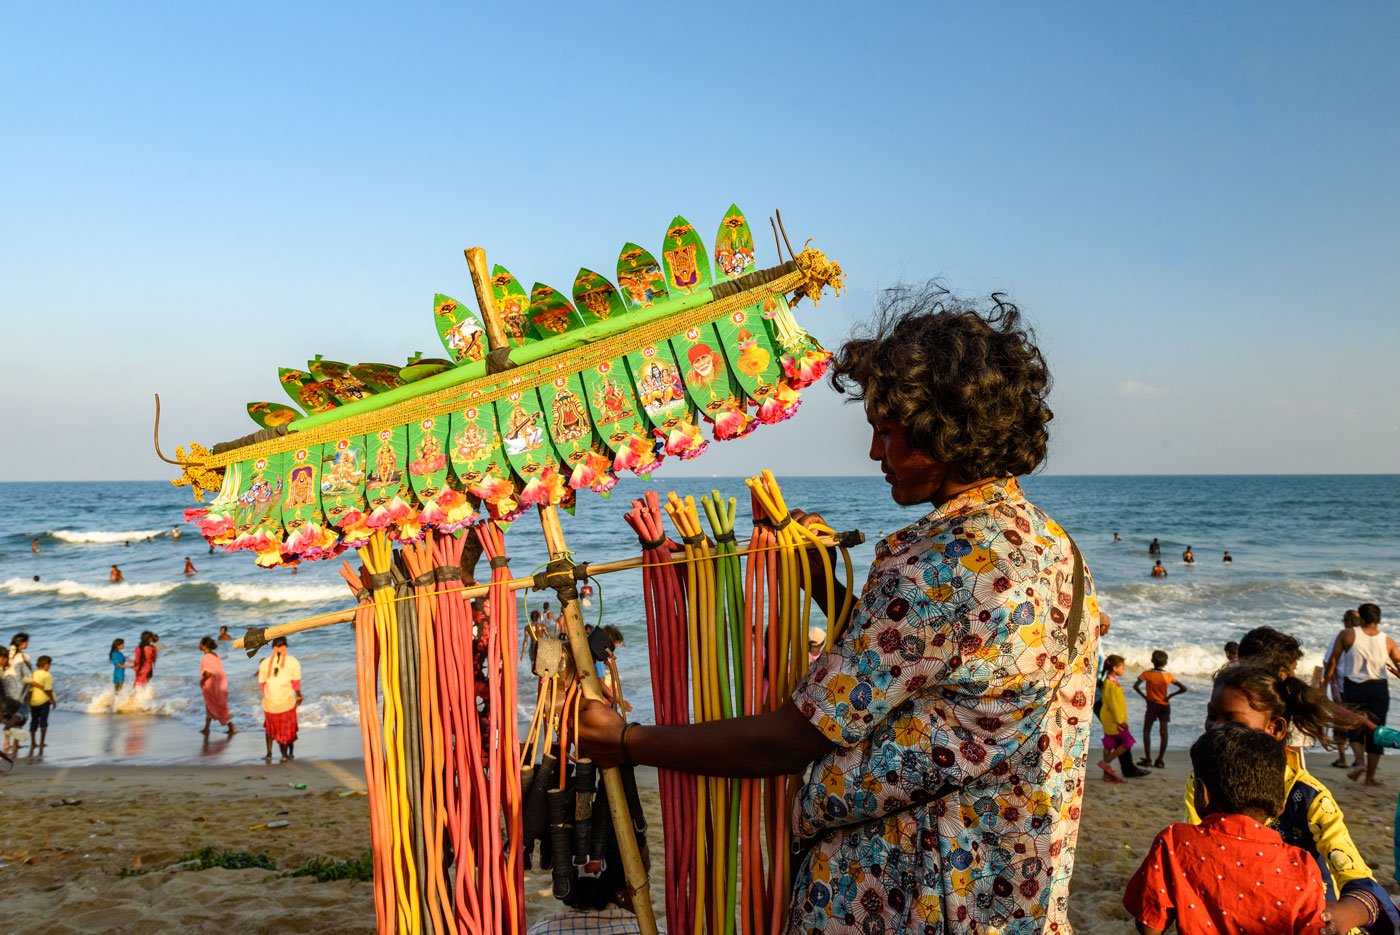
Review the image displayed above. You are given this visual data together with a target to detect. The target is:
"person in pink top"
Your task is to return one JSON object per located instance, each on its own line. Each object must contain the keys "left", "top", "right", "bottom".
{"left": 198, "top": 636, "right": 236, "bottom": 735}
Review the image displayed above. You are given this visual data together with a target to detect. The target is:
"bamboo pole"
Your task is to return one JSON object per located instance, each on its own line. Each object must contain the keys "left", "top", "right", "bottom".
{"left": 234, "top": 531, "right": 860, "bottom": 651}
{"left": 466, "top": 244, "right": 660, "bottom": 935}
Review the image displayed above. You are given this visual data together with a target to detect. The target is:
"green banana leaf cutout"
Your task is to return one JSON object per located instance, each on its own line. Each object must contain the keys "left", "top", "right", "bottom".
{"left": 433, "top": 293, "right": 487, "bottom": 365}
{"left": 280, "top": 443, "right": 327, "bottom": 555}
{"left": 662, "top": 215, "right": 752, "bottom": 436}
{"left": 407, "top": 416, "right": 452, "bottom": 501}
{"left": 230, "top": 457, "right": 259, "bottom": 543}
{"left": 449, "top": 395, "right": 518, "bottom": 517}
{"left": 200, "top": 461, "right": 244, "bottom": 548}
{"left": 408, "top": 414, "right": 473, "bottom": 528}
{"left": 710, "top": 205, "right": 786, "bottom": 410}
{"left": 571, "top": 269, "right": 659, "bottom": 474}
{"left": 493, "top": 382, "right": 567, "bottom": 504}
{"left": 233, "top": 450, "right": 287, "bottom": 565}
{"left": 309, "top": 356, "right": 375, "bottom": 406}
{"left": 349, "top": 363, "right": 406, "bottom": 394}
{"left": 278, "top": 368, "right": 338, "bottom": 414}
{"left": 319, "top": 435, "right": 369, "bottom": 541}
{"left": 363, "top": 425, "right": 413, "bottom": 526}
{"left": 617, "top": 243, "right": 707, "bottom": 458}
{"left": 399, "top": 353, "right": 454, "bottom": 384}
{"left": 490, "top": 266, "right": 541, "bottom": 349}
{"left": 247, "top": 401, "right": 301, "bottom": 430}
{"left": 527, "top": 283, "right": 616, "bottom": 492}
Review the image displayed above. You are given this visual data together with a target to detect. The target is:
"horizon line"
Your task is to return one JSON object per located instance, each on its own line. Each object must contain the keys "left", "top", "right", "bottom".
{"left": 2, "top": 471, "right": 1398, "bottom": 484}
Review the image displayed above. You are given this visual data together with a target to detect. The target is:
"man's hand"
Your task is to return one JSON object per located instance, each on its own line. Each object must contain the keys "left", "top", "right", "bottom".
{"left": 577, "top": 697, "right": 629, "bottom": 768}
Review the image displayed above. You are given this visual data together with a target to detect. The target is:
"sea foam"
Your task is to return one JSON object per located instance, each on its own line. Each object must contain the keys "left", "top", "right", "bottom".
{"left": 1, "top": 577, "right": 179, "bottom": 601}
{"left": 213, "top": 582, "right": 347, "bottom": 604}
{"left": 50, "top": 529, "right": 164, "bottom": 544}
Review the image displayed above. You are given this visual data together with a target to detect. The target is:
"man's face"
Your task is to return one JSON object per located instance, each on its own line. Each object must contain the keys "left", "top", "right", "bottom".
{"left": 867, "top": 405, "right": 946, "bottom": 506}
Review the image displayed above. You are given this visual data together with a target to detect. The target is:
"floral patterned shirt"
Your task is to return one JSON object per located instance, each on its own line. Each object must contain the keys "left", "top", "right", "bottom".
{"left": 789, "top": 478, "right": 1099, "bottom": 934}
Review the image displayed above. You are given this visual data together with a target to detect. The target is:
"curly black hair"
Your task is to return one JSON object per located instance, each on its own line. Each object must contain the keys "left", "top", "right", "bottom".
{"left": 829, "top": 282, "right": 1053, "bottom": 478}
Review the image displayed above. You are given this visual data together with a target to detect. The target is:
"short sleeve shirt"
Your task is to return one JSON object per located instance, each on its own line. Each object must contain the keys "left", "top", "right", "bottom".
{"left": 111, "top": 650, "right": 126, "bottom": 681}
{"left": 30, "top": 669, "right": 53, "bottom": 706}
{"left": 1141, "top": 670, "right": 1176, "bottom": 705}
{"left": 258, "top": 654, "right": 302, "bottom": 713}
{"left": 1124, "top": 816, "right": 1326, "bottom": 934}
{"left": 788, "top": 478, "right": 1099, "bottom": 934}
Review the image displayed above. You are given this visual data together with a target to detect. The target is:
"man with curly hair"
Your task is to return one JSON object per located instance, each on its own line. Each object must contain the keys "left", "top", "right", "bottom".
{"left": 579, "top": 283, "right": 1097, "bottom": 934}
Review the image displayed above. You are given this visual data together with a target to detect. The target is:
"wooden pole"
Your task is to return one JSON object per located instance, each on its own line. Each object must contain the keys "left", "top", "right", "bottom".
{"left": 466, "top": 245, "right": 660, "bottom": 935}
{"left": 235, "top": 531, "right": 859, "bottom": 652}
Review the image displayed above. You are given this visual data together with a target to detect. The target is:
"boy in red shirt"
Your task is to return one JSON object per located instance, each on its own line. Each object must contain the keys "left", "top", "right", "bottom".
{"left": 1134, "top": 649, "right": 1186, "bottom": 768}
{"left": 1124, "top": 724, "right": 1340, "bottom": 934}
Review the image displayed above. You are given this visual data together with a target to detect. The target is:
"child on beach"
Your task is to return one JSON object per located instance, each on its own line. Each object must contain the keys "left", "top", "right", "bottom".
{"left": 1125, "top": 724, "right": 1332, "bottom": 934}
{"left": 28, "top": 655, "right": 55, "bottom": 752}
{"left": 1134, "top": 650, "right": 1186, "bottom": 768}
{"left": 110, "top": 638, "right": 133, "bottom": 692}
{"left": 1190, "top": 662, "right": 1397, "bottom": 933}
{"left": 1098, "top": 655, "right": 1148, "bottom": 782}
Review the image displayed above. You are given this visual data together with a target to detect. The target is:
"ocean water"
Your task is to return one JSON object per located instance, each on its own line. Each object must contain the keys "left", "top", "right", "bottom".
{"left": 2, "top": 475, "right": 1397, "bottom": 755}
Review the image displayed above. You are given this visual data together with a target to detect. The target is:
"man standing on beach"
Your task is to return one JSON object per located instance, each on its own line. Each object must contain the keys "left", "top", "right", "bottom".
{"left": 257, "top": 636, "right": 302, "bottom": 762}
{"left": 579, "top": 285, "right": 1097, "bottom": 932}
{"left": 1326, "top": 604, "right": 1400, "bottom": 786}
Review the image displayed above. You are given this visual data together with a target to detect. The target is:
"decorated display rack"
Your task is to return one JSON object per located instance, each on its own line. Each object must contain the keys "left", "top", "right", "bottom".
{"left": 160, "top": 207, "right": 855, "bottom": 935}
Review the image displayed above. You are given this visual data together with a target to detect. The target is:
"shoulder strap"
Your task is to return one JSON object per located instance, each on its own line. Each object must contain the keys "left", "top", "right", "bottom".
{"left": 1065, "top": 538, "right": 1085, "bottom": 669}
{"left": 795, "top": 532, "right": 1092, "bottom": 856}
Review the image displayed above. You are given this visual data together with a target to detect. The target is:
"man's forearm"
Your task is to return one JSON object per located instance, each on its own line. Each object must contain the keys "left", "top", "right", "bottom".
{"left": 626, "top": 701, "right": 834, "bottom": 779}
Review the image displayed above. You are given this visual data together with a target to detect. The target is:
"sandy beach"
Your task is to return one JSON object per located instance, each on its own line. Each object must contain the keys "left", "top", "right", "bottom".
{"left": 3, "top": 744, "right": 1396, "bottom": 934}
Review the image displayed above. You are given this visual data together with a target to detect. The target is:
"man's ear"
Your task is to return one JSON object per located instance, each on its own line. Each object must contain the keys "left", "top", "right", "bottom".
{"left": 1192, "top": 778, "right": 1210, "bottom": 816}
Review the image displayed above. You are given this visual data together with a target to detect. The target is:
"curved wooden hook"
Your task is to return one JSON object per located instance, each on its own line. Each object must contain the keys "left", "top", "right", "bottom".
{"left": 152, "top": 394, "right": 197, "bottom": 465}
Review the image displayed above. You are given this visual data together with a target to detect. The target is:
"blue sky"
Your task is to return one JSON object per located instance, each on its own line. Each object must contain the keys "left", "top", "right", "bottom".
{"left": 3, "top": 2, "right": 1397, "bottom": 480}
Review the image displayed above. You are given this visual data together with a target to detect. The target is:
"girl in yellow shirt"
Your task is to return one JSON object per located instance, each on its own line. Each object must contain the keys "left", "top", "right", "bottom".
{"left": 1098, "top": 654, "right": 1135, "bottom": 783}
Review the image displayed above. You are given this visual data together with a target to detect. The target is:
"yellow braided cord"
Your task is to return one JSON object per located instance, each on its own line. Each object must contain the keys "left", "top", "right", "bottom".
{"left": 200, "top": 269, "right": 808, "bottom": 470}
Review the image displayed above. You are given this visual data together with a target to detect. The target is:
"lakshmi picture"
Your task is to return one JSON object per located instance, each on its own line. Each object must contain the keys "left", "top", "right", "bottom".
{"left": 410, "top": 424, "right": 448, "bottom": 475}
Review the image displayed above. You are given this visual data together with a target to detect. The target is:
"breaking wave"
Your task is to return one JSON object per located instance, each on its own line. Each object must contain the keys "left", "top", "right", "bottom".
{"left": 1, "top": 578, "right": 346, "bottom": 605}
{"left": 49, "top": 529, "right": 166, "bottom": 544}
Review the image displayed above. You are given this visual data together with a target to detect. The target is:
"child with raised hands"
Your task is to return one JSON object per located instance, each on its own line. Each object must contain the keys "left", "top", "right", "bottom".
{"left": 1126, "top": 723, "right": 1335, "bottom": 934}
{"left": 1189, "top": 663, "right": 1397, "bottom": 933}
